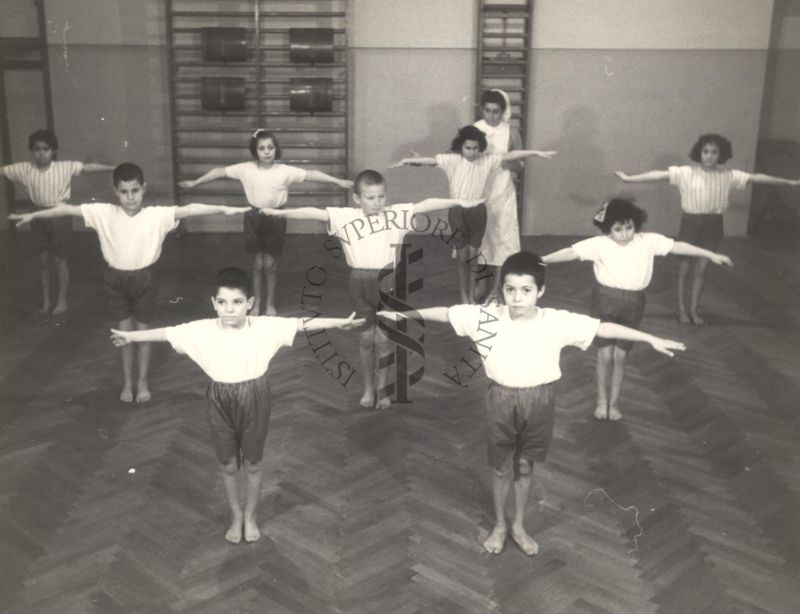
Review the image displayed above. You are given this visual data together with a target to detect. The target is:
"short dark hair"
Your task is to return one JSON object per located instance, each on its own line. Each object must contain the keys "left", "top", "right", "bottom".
{"left": 450, "top": 125, "right": 487, "bottom": 153}
{"left": 690, "top": 133, "right": 732, "bottom": 164}
{"left": 353, "top": 169, "right": 385, "bottom": 195}
{"left": 480, "top": 90, "right": 506, "bottom": 111}
{"left": 113, "top": 162, "right": 145, "bottom": 186}
{"left": 249, "top": 129, "right": 282, "bottom": 160}
{"left": 594, "top": 198, "right": 647, "bottom": 233}
{"left": 500, "top": 251, "right": 545, "bottom": 290}
{"left": 28, "top": 129, "right": 58, "bottom": 151}
{"left": 214, "top": 266, "right": 252, "bottom": 298}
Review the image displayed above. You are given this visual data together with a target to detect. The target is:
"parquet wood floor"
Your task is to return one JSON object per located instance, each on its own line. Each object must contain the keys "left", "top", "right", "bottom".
{"left": 1, "top": 228, "right": 798, "bottom": 613}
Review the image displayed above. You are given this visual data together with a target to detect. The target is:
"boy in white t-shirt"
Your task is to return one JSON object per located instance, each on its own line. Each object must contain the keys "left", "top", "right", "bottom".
{"left": 9, "top": 163, "right": 246, "bottom": 403}
{"left": 261, "top": 169, "right": 483, "bottom": 410}
{"left": 110, "top": 267, "right": 363, "bottom": 544}
{"left": 380, "top": 251, "right": 684, "bottom": 556}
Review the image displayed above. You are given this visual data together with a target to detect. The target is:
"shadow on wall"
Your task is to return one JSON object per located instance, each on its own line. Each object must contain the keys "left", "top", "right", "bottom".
{"left": 385, "top": 102, "right": 463, "bottom": 202}
{"left": 527, "top": 105, "right": 607, "bottom": 232}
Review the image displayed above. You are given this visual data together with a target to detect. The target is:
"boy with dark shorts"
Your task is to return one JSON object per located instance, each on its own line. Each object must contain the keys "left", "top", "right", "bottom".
{"left": 381, "top": 251, "right": 685, "bottom": 555}
{"left": 9, "top": 162, "right": 246, "bottom": 403}
{"left": 261, "top": 169, "right": 483, "bottom": 409}
{"left": 110, "top": 267, "right": 362, "bottom": 544}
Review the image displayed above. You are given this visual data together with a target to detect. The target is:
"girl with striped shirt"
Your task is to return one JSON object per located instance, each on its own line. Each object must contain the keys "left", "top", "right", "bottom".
{"left": 1, "top": 129, "right": 113, "bottom": 314}
{"left": 391, "top": 125, "right": 556, "bottom": 304}
{"left": 615, "top": 133, "right": 800, "bottom": 325}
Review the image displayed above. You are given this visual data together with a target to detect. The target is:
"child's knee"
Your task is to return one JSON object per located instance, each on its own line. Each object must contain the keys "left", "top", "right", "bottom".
{"left": 221, "top": 459, "right": 239, "bottom": 475}
{"left": 262, "top": 254, "right": 277, "bottom": 273}
{"left": 613, "top": 345, "right": 628, "bottom": 362}
{"left": 244, "top": 459, "right": 262, "bottom": 474}
{"left": 359, "top": 329, "right": 375, "bottom": 349}
{"left": 493, "top": 458, "right": 514, "bottom": 478}
{"left": 252, "top": 254, "right": 264, "bottom": 270}
{"left": 516, "top": 458, "right": 533, "bottom": 477}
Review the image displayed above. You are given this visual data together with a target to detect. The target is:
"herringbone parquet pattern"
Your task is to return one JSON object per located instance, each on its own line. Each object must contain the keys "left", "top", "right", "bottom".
{"left": 1, "top": 230, "right": 798, "bottom": 613}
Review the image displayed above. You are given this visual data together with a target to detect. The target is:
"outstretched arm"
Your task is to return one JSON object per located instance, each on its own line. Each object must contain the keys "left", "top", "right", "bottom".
{"left": 747, "top": 173, "right": 800, "bottom": 187}
{"left": 614, "top": 170, "right": 670, "bottom": 183}
{"left": 388, "top": 157, "right": 438, "bottom": 169}
{"left": 669, "top": 241, "right": 733, "bottom": 266}
{"left": 260, "top": 206, "right": 330, "bottom": 222}
{"left": 411, "top": 197, "right": 484, "bottom": 215}
{"left": 304, "top": 170, "right": 353, "bottom": 190}
{"left": 378, "top": 307, "right": 450, "bottom": 323}
{"left": 542, "top": 247, "right": 579, "bottom": 264}
{"left": 82, "top": 163, "right": 115, "bottom": 173}
{"left": 301, "top": 312, "right": 365, "bottom": 332}
{"left": 502, "top": 149, "right": 558, "bottom": 162}
{"left": 174, "top": 203, "right": 246, "bottom": 220}
{"left": 178, "top": 167, "right": 228, "bottom": 189}
{"left": 596, "top": 322, "right": 686, "bottom": 356}
{"left": 8, "top": 204, "right": 82, "bottom": 227}
{"left": 110, "top": 328, "right": 168, "bottom": 346}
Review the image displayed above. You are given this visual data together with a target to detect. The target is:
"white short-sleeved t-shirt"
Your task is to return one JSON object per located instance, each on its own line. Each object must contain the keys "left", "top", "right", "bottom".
{"left": 572, "top": 233, "right": 675, "bottom": 291}
{"left": 3, "top": 161, "right": 84, "bottom": 207}
{"left": 448, "top": 304, "right": 599, "bottom": 388}
{"left": 327, "top": 203, "right": 415, "bottom": 269}
{"left": 165, "top": 316, "right": 298, "bottom": 383}
{"left": 225, "top": 162, "right": 307, "bottom": 209}
{"left": 80, "top": 203, "right": 178, "bottom": 270}
{"left": 668, "top": 165, "right": 750, "bottom": 214}
{"left": 434, "top": 153, "right": 503, "bottom": 200}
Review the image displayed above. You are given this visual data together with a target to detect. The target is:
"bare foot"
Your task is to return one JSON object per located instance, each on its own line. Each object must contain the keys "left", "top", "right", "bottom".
{"left": 359, "top": 390, "right": 375, "bottom": 408}
{"left": 135, "top": 383, "right": 151, "bottom": 403}
{"left": 243, "top": 517, "right": 261, "bottom": 543}
{"left": 120, "top": 385, "right": 134, "bottom": 403}
{"left": 375, "top": 397, "right": 391, "bottom": 410}
{"left": 482, "top": 525, "right": 507, "bottom": 554}
{"left": 678, "top": 312, "right": 691, "bottom": 325}
{"left": 689, "top": 312, "right": 706, "bottom": 326}
{"left": 510, "top": 525, "right": 539, "bottom": 556}
{"left": 39, "top": 304, "right": 51, "bottom": 315}
{"left": 593, "top": 405, "right": 608, "bottom": 420}
{"left": 52, "top": 302, "right": 68, "bottom": 315}
{"left": 608, "top": 406, "right": 623, "bottom": 421}
{"left": 225, "top": 517, "right": 243, "bottom": 544}
{"left": 265, "top": 306, "right": 277, "bottom": 317}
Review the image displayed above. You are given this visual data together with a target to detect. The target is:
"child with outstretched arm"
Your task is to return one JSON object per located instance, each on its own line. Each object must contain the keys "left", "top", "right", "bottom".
{"left": 543, "top": 198, "right": 730, "bottom": 421}
{"left": 380, "top": 251, "right": 685, "bottom": 556}
{"left": 111, "top": 267, "right": 363, "bottom": 544}
{"left": 9, "top": 162, "right": 246, "bottom": 403}
{"left": 261, "top": 169, "right": 483, "bottom": 410}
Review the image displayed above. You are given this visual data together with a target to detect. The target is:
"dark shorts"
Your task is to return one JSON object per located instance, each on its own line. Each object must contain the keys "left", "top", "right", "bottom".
{"left": 486, "top": 381, "right": 555, "bottom": 471}
{"left": 206, "top": 373, "right": 272, "bottom": 466}
{"left": 591, "top": 284, "right": 646, "bottom": 351}
{"left": 677, "top": 213, "right": 723, "bottom": 251}
{"left": 348, "top": 268, "right": 389, "bottom": 329}
{"left": 31, "top": 216, "right": 72, "bottom": 257}
{"left": 244, "top": 207, "right": 287, "bottom": 256}
{"left": 448, "top": 203, "right": 487, "bottom": 250}
{"left": 104, "top": 266, "right": 156, "bottom": 323}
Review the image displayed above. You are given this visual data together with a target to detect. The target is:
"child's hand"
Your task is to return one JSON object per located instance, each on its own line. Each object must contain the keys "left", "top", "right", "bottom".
{"left": 260, "top": 208, "right": 278, "bottom": 216}
{"left": 460, "top": 198, "right": 486, "bottom": 209}
{"left": 537, "top": 150, "right": 558, "bottom": 159}
{"left": 110, "top": 328, "right": 131, "bottom": 347}
{"left": 710, "top": 253, "right": 733, "bottom": 267}
{"left": 377, "top": 310, "right": 400, "bottom": 322}
{"left": 177, "top": 180, "right": 195, "bottom": 189}
{"left": 387, "top": 159, "right": 407, "bottom": 169}
{"left": 222, "top": 206, "right": 244, "bottom": 216}
{"left": 339, "top": 312, "right": 366, "bottom": 330}
{"left": 338, "top": 179, "right": 354, "bottom": 189}
{"left": 8, "top": 213, "right": 34, "bottom": 227}
{"left": 649, "top": 337, "right": 686, "bottom": 357}
{"left": 614, "top": 171, "right": 630, "bottom": 181}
